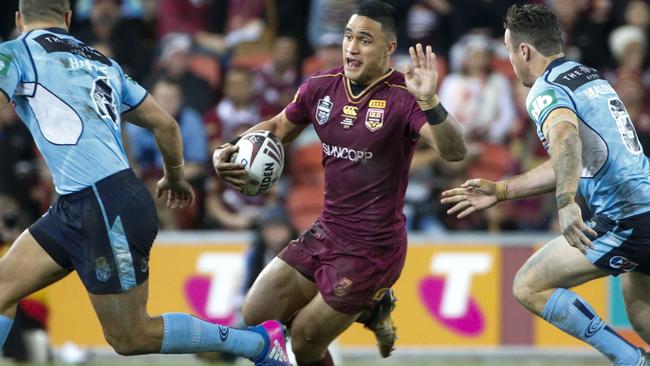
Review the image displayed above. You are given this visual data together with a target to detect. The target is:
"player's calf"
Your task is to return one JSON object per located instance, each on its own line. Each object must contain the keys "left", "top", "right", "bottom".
{"left": 102, "top": 317, "right": 162, "bottom": 355}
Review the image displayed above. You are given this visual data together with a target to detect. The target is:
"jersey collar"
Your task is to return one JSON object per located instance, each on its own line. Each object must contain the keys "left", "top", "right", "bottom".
{"left": 545, "top": 56, "right": 568, "bottom": 73}
{"left": 43, "top": 27, "right": 69, "bottom": 35}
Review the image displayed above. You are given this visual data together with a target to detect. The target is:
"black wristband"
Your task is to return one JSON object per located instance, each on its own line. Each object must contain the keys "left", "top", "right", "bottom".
{"left": 424, "top": 103, "right": 448, "bottom": 126}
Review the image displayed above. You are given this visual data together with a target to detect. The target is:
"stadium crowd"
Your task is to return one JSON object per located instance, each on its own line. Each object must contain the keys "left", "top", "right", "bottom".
{"left": 1, "top": 0, "right": 649, "bottom": 236}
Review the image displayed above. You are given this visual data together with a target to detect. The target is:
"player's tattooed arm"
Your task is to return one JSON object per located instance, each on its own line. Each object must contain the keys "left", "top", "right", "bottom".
{"left": 405, "top": 43, "right": 466, "bottom": 161}
{"left": 441, "top": 160, "right": 555, "bottom": 219}
{"left": 543, "top": 108, "right": 581, "bottom": 208}
{"left": 543, "top": 108, "right": 596, "bottom": 252}
{"left": 496, "top": 159, "right": 556, "bottom": 200}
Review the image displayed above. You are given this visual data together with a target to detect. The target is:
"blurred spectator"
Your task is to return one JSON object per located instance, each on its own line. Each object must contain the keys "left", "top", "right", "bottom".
{"left": 302, "top": 33, "right": 343, "bottom": 77}
{"left": 75, "top": 0, "right": 144, "bottom": 20}
{"left": 254, "top": 36, "right": 301, "bottom": 116}
{"left": 194, "top": 0, "right": 266, "bottom": 57}
{"left": 0, "top": 104, "right": 41, "bottom": 221}
{"left": 125, "top": 77, "right": 208, "bottom": 229}
{"left": 275, "top": 0, "right": 312, "bottom": 59}
{"left": 308, "top": 0, "right": 359, "bottom": 50}
{"left": 439, "top": 34, "right": 517, "bottom": 232}
{"left": 204, "top": 67, "right": 274, "bottom": 151}
{"left": 242, "top": 206, "right": 296, "bottom": 291}
{"left": 445, "top": 0, "right": 519, "bottom": 44}
{"left": 613, "top": 70, "right": 650, "bottom": 153}
{"left": 614, "top": 1, "right": 650, "bottom": 30}
{"left": 146, "top": 33, "right": 214, "bottom": 113}
{"left": 607, "top": 25, "right": 648, "bottom": 84}
{"left": 204, "top": 176, "right": 279, "bottom": 230}
{"left": 73, "top": 0, "right": 149, "bottom": 80}
{"left": 442, "top": 34, "right": 516, "bottom": 144}
{"left": 401, "top": 0, "right": 451, "bottom": 56}
{"left": 0, "top": 195, "right": 50, "bottom": 364}
{"left": 285, "top": 127, "right": 325, "bottom": 232}
{"left": 504, "top": 82, "right": 555, "bottom": 231}
{"left": 543, "top": 0, "right": 613, "bottom": 70}
{"left": 156, "top": 0, "right": 210, "bottom": 39}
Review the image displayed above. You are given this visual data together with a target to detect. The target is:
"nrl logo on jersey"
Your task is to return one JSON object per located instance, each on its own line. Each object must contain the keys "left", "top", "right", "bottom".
{"left": 316, "top": 96, "right": 333, "bottom": 125}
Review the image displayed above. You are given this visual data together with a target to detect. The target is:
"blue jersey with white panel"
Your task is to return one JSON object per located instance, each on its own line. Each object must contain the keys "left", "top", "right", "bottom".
{"left": 0, "top": 28, "right": 147, "bottom": 194}
{"left": 526, "top": 58, "right": 650, "bottom": 220}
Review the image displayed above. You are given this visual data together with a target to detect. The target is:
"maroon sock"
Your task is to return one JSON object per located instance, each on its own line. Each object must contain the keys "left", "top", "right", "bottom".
{"left": 297, "top": 350, "right": 334, "bottom": 366}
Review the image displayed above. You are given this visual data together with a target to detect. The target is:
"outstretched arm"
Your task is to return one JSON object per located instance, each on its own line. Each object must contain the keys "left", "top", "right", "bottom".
{"left": 124, "top": 95, "right": 195, "bottom": 208}
{"left": 405, "top": 43, "right": 466, "bottom": 162}
{"left": 440, "top": 159, "right": 554, "bottom": 219}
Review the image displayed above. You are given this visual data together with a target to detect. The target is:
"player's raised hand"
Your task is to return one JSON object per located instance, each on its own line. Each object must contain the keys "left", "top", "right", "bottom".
{"left": 558, "top": 202, "right": 596, "bottom": 254}
{"left": 156, "top": 176, "right": 195, "bottom": 209}
{"left": 441, "top": 179, "right": 499, "bottom": 219}
{"left": 404, "top": 43, "right": 439, "bottom": 101}
{"left": 212, "top": 144, "right": 247, "bottom": 190}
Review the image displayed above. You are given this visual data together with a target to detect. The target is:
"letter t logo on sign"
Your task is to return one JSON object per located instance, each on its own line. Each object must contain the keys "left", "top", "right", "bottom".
{"left": 431, "top": 253, "right": 491, "bottom": 318}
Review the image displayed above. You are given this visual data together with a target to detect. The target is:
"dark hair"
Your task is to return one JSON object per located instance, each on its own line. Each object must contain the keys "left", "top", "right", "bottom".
{"left": 355, "top": 0, "right": 398, "bottom": 39}
{"left": 504, "top": 4, "right": 563, "bottom": 56}
{"left": 19, "top": 0, "right": 70, "bottom": 24}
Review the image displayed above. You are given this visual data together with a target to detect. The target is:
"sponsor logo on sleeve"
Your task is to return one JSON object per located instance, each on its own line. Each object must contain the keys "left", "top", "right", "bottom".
{"left": 0, "top": 53, "right": 13, "bottom": 76}
{"left": 316, "top": 95, "right": 333, "bottom": 125}
{"left": 528, "top": 89, "right": 557, "bottom": 121}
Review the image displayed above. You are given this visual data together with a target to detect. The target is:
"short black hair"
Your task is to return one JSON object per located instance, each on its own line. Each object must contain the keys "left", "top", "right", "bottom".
{"left": 504, "top": 4, "right": 563, "bottom": 56}
{"left": 19, "top": 0, "right": 70, "bottom": 24}
{"left": 354, "top": 0, "right": 398, "bottom": 39}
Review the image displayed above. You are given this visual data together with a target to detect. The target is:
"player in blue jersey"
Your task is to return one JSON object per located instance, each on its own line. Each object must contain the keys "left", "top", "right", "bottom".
{"left": 442, "top": 4, "right": 650, "bottom": 366}
{"left": 0, "top": 1, "right": 290, "bottom": 365}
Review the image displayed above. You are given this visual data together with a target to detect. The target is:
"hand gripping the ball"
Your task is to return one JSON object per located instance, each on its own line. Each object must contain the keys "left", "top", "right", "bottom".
{"left": 212, "top": 144, "right": 249, "bottom": 191}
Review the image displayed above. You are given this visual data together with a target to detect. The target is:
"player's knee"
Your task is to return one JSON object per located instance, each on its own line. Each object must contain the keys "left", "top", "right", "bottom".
{"left": 290, "top": 334, "right": 326, "bottom": 362}
{"left": 626, "top": 303, "right": 650, "bottom": 335}
{"left": 512, "top": 272, "right": 535, "bottom": 307}
{"left": 242, "top": 305, "right": 263, "bottom": 327}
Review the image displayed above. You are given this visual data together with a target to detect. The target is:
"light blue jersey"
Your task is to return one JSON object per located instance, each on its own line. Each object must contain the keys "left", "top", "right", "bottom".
{"left": 0, "top": 28, "right": 146, "bottom": 194}
{"left": 526, "top": 58, "right": 650, "bottom": 220}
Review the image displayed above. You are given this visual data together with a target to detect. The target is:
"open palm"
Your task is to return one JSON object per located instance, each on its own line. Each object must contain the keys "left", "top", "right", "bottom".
{"left": 440, "top": 179, "right": 499, "bottom": 219}
{"left": 404, "top": 43, "right": 439, "bottom": 100}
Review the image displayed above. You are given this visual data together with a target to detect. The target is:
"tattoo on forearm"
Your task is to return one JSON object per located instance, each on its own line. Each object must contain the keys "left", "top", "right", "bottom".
{"left": 552, "top": 131, "right": 581, "bottom": 209}
{"left": 556, "top": 192, "right": 575, "bottom": 208}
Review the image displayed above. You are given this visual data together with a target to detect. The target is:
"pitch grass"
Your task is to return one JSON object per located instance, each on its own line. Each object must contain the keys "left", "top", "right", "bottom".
{"left": 0, "top": 362, "right": 610, "bottom": 366}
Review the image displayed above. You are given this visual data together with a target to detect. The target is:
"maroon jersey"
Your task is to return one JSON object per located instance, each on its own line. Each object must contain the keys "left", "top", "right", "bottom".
{"left": 284, "top": 67, "right": 427, "bottom": 249}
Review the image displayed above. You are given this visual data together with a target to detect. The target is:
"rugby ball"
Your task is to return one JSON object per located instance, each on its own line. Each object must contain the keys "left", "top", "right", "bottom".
{"left": 230, "top": 131, "right": 284, "bottom": 196}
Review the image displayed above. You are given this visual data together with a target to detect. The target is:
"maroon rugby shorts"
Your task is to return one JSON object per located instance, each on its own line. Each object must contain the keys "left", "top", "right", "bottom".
{"left": 278, "top": 220, "right": 406, "bottom": 314}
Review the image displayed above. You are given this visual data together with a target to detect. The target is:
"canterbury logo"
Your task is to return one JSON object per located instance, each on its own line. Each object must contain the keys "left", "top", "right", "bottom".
{"left": 584, "top": 318, "right": 604, "bottom": 338}
{"left": 343, "top": 105, "right": 358, "bottom": 116}
{"left": 268, "top": 340, "right": 289, "bottom": 362}
{"left": 218, "top": 325, "right": 230, "bottom": 341}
